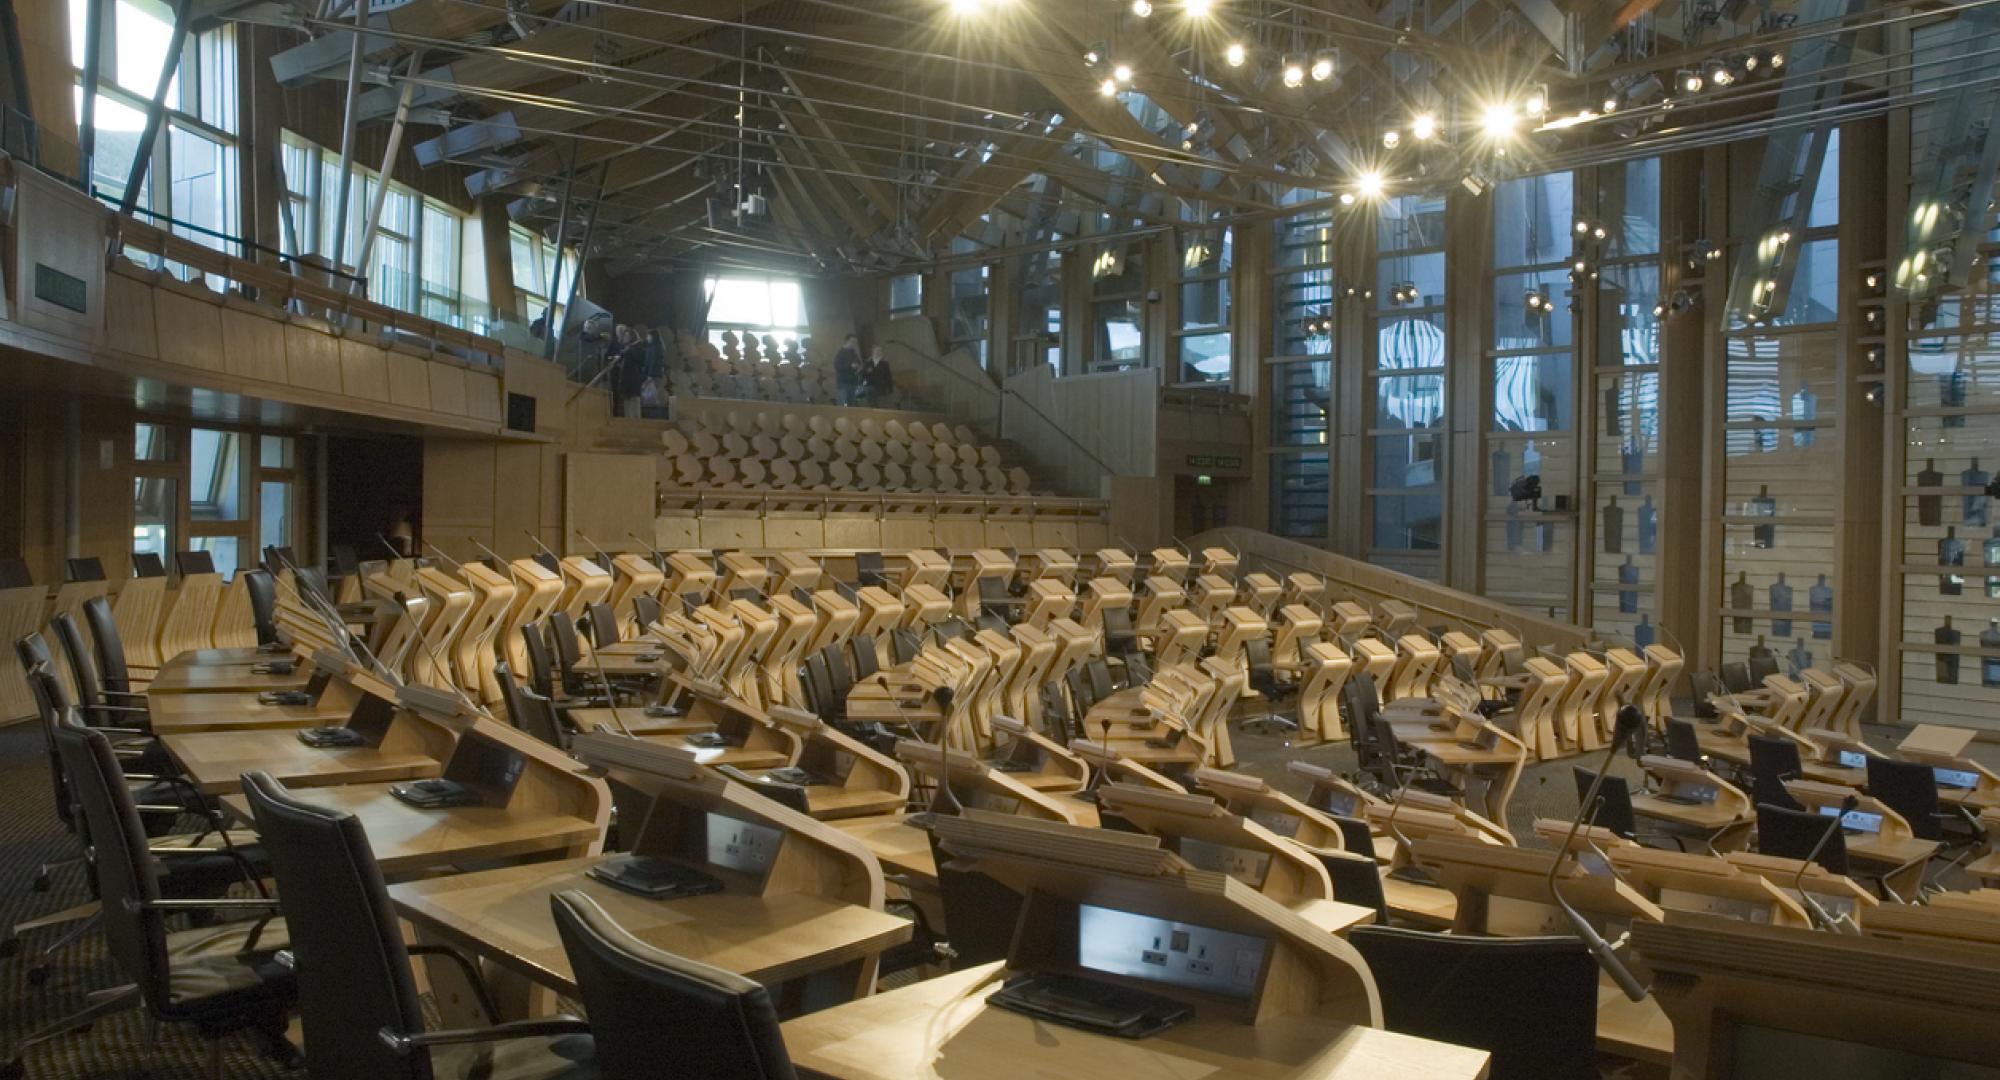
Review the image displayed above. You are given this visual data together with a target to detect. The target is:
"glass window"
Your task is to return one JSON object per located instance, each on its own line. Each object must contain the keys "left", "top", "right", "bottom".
{"left": 133, "top": 476, "right": 174, "bottom": 564}
{"left": 1270, "top": 360, "right": 1330, "bottom": 446}
{"left": 948, "top": 264, "right": 990, "bottom": 366}
{"left": 1370, "top": 193, "right": 1448, "bottom": 566}
{"left": 259, "top": 481, "right": 292, "bottom": 551}
{"left": 1270, "top": 454, "right": 1330, "bottom": 540}
{"left": 1492, "top": 353, "right": 1573, "bottom": 432}
{"left": 189, "top": 536, "right": 240, "bottom": 579}
{"left": 1492, "top": 172, "right": 1574, "bottom": 268}
{"left": 888, "top": 273, "right": 922, "bottom": 317}
{"left": 188, "top": 428, "right": 242, "bottom": 521}
{"left": 1092, "top": 299, "right": 1143, "bottom": 370}
{"left": 1273, "top": 268, "right": 1334, "bottom": 357}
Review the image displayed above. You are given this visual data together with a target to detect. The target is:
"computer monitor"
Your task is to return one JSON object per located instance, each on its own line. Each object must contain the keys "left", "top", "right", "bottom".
{"left": 1075, "top": 904, "right": 1267, "bottom": 1001}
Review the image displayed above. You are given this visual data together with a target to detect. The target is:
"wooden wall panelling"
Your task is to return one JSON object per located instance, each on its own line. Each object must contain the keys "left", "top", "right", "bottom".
{"left": 284, "top": 324, "right": 345, "bottom": 395}
{"left": 464, "top": 370, "right": 503, "bottom": 424}
{"left": 153, "top": 289, "right": 226, "bottom": 373}
{"left": 219, "top": 305, "right": 288, "bottom": 384}
{"left": 429, "top": 363, "right": 468, "bottom": 417}
{"left": 211, "top": 572, "right": 258, "bottom": 649}
{"left": 562, "top": 452, "right": 655, "bottom": 555}
{"left": 103, "top": 271, "right": 159, "bottom": 358}
{"left": 339, "top": 338, "right": 392, "bottom": 402}
{"left": 386, "top": 352, "right": 433, "bottom": 411}
{"left": 0, "top": 583, "right": 45, "bottom": 721}
{"left": 156, "top": 570, "right": 222, "bottom": 659}
{"left": 113, "top": 572, "right": 168, "bottom": 670}
{"left": 424, "top": 439, "right": 500, "bottom": 566}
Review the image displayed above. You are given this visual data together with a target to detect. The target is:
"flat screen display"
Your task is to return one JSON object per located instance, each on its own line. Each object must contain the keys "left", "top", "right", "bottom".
{"left": 1076, "top": 904, "right": 1266, "bottom": 1001}
{"left": 1837, "top": 750, "right": 1869, "bottom": 769}
{"left": 1932, "top": 767, "right": 1980, "bottom": 791}
{"left": 1817, "top": 804, "right": 1883, "bottom": 834}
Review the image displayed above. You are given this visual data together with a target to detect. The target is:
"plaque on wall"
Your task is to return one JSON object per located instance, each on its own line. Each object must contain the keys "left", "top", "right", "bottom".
{"left": 1603, "top": 497, "right": 1623, "bottom": 555}
{"left": 1637, "top": 496, "right": 1657, "bottom": 554}
{"left": 1809, "top": 574, "right": 1833, "bottom": 641}
{"left": 1749, "top": 486, "right": 1777, "bottom": 549}
{"left": 1940, "top": 527, "right": 1966, "bottom": 596}
{"left": 1964, "top": 458, "right": 1990, "bottom": 526}
{"left": 1917, "top": 458, "right": 1944, "bottom": 527}
{"left": 1936, "top": 616, "right": 1962, "bottom": 686}
{"left": 1730, "top": 572, "right": 1754, "bottom": 634}
{"left": 1769, "top": 574, "right": 1793, "bottom": 638}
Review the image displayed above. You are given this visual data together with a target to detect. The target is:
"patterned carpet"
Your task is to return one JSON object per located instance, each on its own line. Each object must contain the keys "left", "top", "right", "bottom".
{"left": 0, "top": 722, "right": 298, "bottom": 1079}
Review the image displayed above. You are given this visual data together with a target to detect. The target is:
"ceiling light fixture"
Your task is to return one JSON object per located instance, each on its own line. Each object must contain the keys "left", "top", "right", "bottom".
{"left": 1282, "top": 57, "right": 1306, "bottom": 88}
{"left": 1382, "top": 129, "right": 1401, "bottom": 149}
{"left": 1224, "top": 42, "right": 1246, "bottom": 66}
{"left": 1131, "top": 0, "right": 1152, "bottom": 16}
{"left": 1310, "top": 49, "right": 1337, "bottom": 82}
{"left": 1410, "top": 112, "right": 1437, "bottom": 140}
{"left": 1480, "top": 101, "right": 1517, "bottom": 138}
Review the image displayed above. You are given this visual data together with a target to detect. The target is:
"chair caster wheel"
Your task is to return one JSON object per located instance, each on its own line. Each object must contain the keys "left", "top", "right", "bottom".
{"left": 31, "top": 874, "right": 49, "bottom": 893}
{"left": 0, "top": 937, "right": 18, "bottom": 960}
{"left": 26, "top": 965, "right": 51, "bottom": 988}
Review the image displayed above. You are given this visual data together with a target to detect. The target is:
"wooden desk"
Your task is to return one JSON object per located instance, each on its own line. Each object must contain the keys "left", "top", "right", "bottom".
{"left": 163, "top": 731, "right": 440, "bottom": 795}
{"left": 146, "top": 692, "right": 350, "bottom": 734}
{"left": 779, "top": 962, "right": 1492, "bottom": 1080}
{"left": 148, "top": 654, "right": 314, "bottom": 694}
{"left": 831, "top": 814, "right": 938, "bottom": 888}
{"left": 389, "top": 856, "right": 911, "bottom": 997}
{"left": 566, "top": 706, "right": 714, "bottom": 737}
{"left": 220, "top": 782, "right": 601, "bottom": 877}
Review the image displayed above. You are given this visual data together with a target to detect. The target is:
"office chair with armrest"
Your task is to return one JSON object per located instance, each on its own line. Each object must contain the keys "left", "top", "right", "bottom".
{"left": 925, "top": 834, "right": 1023, "bottom": 972}
{"left": 1100, "top": 606, "right": 1139, "bottom": 661}
{"left": 584, "top": 602, "right": 621, "bottom": 648}
{"left": 1086, "top": 658, "right": 1116, "bottom": 702}
{"left": 1345, "top": 673, "right": 1387, "bottom": 788}
{"left": 1317, "top": 850, "right": 1387, "bottom": 924}
{"left": 889, "top": 628, "right": 922, "bottom": 665}
{"left": 50, "top": 612, "right": 154, "bottom": 733}
{"left": 1747, "top": 733, "right": 1806, "bottom": 812}
{"left": 495, "top": 663, "right": 571, "bottom": 749}
{"left": 9, "top": 718, "right": 297, "bottom": 1079}
{"left": 1064, "top": 666, "right": 1098, "bottom": 717}
{"left": 1572, "top": 767, "right": 1639, "bottom": 840}
{"left": 1347, "top": 926, "right": 1597, "bottom": 1080}
{"left": 1719, "top": 661, "right": 1754, "bottom": 695}
{"left": 854, "top": 552, "right": 888, "bottom": 590}
{"left": 1662, "top": 718, "right": 1706, "bottom": 766}
{"left": 632, "top": 595, "right": 662, "bottom": 632}
{"left": 1747, "top": 651, "right": 1780, "bottom": 686}
{"left": 551, "top": 891, "right": 792, "bottom": 1080}
{"left": 242, "top": 569, "right": 283, "bottom": 648}
{"left": 1328, "top": 814, "right": 1376, "bottom": 857}
{"left": 1866, "top": 756, "right": 1971, "bottom": 847}
{"left": 1376, "top": 716, "right": 1458, "bottom": 798}
{"left": 240, "top": 772, "right": 595, "bottom": 1080}
{"left": 1242, "top": 637, "right": 1294, "bottom": 734}
{"left": 1755, "top": 802, "right": 1848, "bottom": 875}
{"left": 546, "top": 614, "right": 591, "bottom": 695}
{"left": 82, "top": 595, "right": 142, "bottom": 695}
{"left": 847, "top": 635, "right": 878, "bottom": 681}
{"left": 520, "top": 624, "right": 559, "bottom": 699}
{"left": 1688, "top": 670, "right": 1723, "bottom": 720}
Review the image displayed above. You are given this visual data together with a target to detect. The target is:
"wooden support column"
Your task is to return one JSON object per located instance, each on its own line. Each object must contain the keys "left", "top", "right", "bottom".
{"left": 1840, "top": 116, "right": 1890, "bottom": 722}
{"left": 1657, "top": 148, "right": 1708, "bottom": 672}
{"left": 1334, "top": 214, "right": 1369, "bottom": 558}
{"left": 477, "top": 196, "right": 518, "bottom": 322}
{"left": 1445, "top": 186, "right": 1492, "bottom": 592}
{"left": 1237, "top": 220, "right": 1272, "bottom": 531}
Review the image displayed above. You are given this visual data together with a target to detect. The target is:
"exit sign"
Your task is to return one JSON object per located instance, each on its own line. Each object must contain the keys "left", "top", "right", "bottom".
{"left": 1186, "top": 454, "right": 1242, "bottom": 469}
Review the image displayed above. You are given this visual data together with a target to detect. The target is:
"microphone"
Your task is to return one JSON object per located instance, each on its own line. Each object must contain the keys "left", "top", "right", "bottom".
{"left": 377, "top": 533, "right": 409, "bottom": 562}
{"left": 1792, "top": 794, "right": 1860, "bottom": 934}
{"left": 466, "top": 537, "right": 508, "bottom": 572}
{"left": 583, "top": 614, "right": 636, "bottom": 738}
{"left": 523, "top": 530, "right": 559, "bottom": 559}
{"left": 390, "top": 591, "right": 487, "bottom": 720}
{"left": 1550, "top": 704, "right": 1650, "bottom": 1002}
{"left": 572, "top": 530, "right": 615, "bottom": 569}
{"left": 423, "top": 542, "right": 464, "bottom": 572}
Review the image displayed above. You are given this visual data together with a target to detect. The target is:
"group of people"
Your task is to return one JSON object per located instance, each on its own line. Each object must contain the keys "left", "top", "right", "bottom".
{"left": 832, "top": 333, "right": 896, "bottom": 408}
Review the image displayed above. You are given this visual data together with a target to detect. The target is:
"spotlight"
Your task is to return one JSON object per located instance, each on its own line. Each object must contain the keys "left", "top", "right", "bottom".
{"left": 1572, "top": 258, "right": 1587, "bottom": 273}
{"left": 1652, "top": 300, "right": 1666, "bottom": 318}
{"left": 1593, "top": 225, "right": 1607, "bottom": 240}
{"left": 1183, "top": 0, "right": 1211, "bottom": 14}
{"left": 1130, "top": 0, "right": 1151, "bottom": 15}
{"left": 1770, "top": 51, "right": 1785, "bottom": 69}
{"left": 1709, "top": 63, "right": 1735, "bottom": 88}
{"left": 1743, "top": 53, "right": 1760, "bottom": 72}
{"left": 1601, "top": 95, "right": 1618, "bottom": 114}
{"left": 1661, "top": 96, "right": 1675, "bottom": 111}
{"left": 1523, "top": 90, "right": 1547, "bottom": 117}
{"left": 1282, "top": 57, "right": 1306, "bottom": 88}
{"left": 1681, "top": 70, "right": 1704, "bottom": 93}
{"left": 1380, "top": 129, "right": 1401, "bottom": 149}
{"left": 1864, "top": 271, "right": 1882, "bottom": 290}
{"left": 1310, "top": 49, "right": 1337, "bottom": 82}
{"left": 1084, "top": 43, "right": 1104, "bottom": 65}
{"left": 948, "top": 0, "right": 981, "bottom": 12}
{"left": 1338, "top": 192, "right": 1356, "bottom": 206}
{"left": 1112, "top": 62, "right": 1133, "bottom": 83}
{"left": 1410, "top": 112, "right": 1436, "bottom": 140}
{"left": 1480, "top": 101, "right": 1517, "bottom": 138}
{"left": 1224, "top": 41, "right": 1246, "bottom": 67}
{"left": 1354, "top": 170, "right": 1384, "bottom": 199}
{"left": 1575, "top": 219, "right": 1591, "bottom": 235}
{"left": 1098, "top": 77, "right": 1118, "bottom": 96}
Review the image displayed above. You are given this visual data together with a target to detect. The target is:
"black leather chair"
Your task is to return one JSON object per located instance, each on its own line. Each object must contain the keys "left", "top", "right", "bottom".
{"left": 10, "top": 717, "right": 297, "bottom": 1078}
{"left": 1865, "top": 755, "right": 1952, "bottom": 843}
{"left": 1085, "top": 659, "right": 1116, "bottom": 703}
{"left": 847, "top": 635, "right": 879, "bottom": 681}
{"left": 1347, "top": 926, "right": 1597, "bottom": 1080}
{"left": 1317, "top": 849, "right": 1387, "bottom": 924}
{"left": 552, "top": 890, "right": 794, "bottom": 1079}
{"left": 583, "top": 601, "right": 621, "bottom": 648}
{"left": 82, "top": 595, "right": 143, "bottom": 695}
{"left": 242, "top": 569, "right": 282, "bottom": 647}
{"left": 1328, "top": 814, "right": 1376, "bottom": 857}
{"left": 1688, "top": 670, "right": 1723, "bottom": 719}
{"left": 1747, "top": 651, "right": 1780, "bottom": 686}
{"left": 1572, "top": 766, "right": 1639, "bottom": 839}
{"left": 854, "top": 552, "right": 888, "bottom": 590}
{"left": 925, "top": 834, "right": 1022, "bottom": 972}
{"left": 241, "top": 772, "right": 595, "bottom": 1080}
{"left": 1064, "top": 666, "right": 1097, "bottom": 718}
{"left": 50, "top": 612, "right": 154, "bottom": 732}
{"left": 519, "top": 623, "right": 559, "bottom": 698}
{"left": 632, "top": 594, "right": 662, "bottom": 632}
{"left": 495, "top": 662, "right": 570, "bottom": 749}
{"left": 889, "top": 628, "right": 922, "bottom": 665}
{"left": 1662, "top": 718, "right": 1705, "bottom": 765}
{"left": 1100, "top": 606, "right": 1139, "bottom": 660}
{"left": 545, "top": 613, "right": 590, "bottom": 695}
{"left": 1719, "top": 661, "right": 1754, "bottom": 695}
{"left": 1747, "top": 733, "right": 1805, "bottom": 811}
{"left": 1756, "top": 802, "right": 1847, "bottom": 874}
{"left": 1242, "top": 638, "right": 1294, "bottom": 734}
